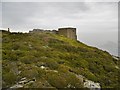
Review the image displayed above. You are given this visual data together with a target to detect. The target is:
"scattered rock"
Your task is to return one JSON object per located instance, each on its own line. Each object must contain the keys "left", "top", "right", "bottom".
{"left": 9, "top": 77, "right": 36, "bottom": 89}
{"left": 53, "top": 70, "right": 58, "bottom": 73}
{"left": 18, "top": 80, "right": 28, "bottom": 84}
{"left": 10, "top": 84, "right": 23, "bottom": 88}
{"left": 40, "top": 66, "right": 46, "bottom": 69}
{"left": 42, "top": 45, "right": 49, "bottom": 48}
{"left": 28, "top": 44, "right": 32, "bottom": 49}
{"left": 84, "top": 79, "right": 100, "bottom": 89}
{"left": 66, "top": 84, "right": 75, "bottom": 88}
{"left": 11, "top": 49, "right": 14, "bottom": 51}
{"left": 41, "top": 56, "right": 47, "bottom": 59}
{"left": 18, "top": 71, "right": 21, "bottom": 74}
{"left": 115, "top": 66, "right": 119, "bottom": 69}
{"left": 112, "top": 55, "right": 119, "bottom": 60}
{"left": 46, "top": 70, "right": 58, "bottom": 73}
{"left": 21, "top": 77, "right": 27, "bottom": 81}
{"left": 67, "top": 84, "right": 72, "bottom": 88}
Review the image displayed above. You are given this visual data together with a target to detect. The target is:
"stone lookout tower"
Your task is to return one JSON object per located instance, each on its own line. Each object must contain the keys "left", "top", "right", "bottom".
{"left": 58, "top": 27, "right": 77, "bottom": 40}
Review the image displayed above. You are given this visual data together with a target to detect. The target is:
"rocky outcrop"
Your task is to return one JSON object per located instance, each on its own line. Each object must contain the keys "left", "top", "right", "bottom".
{"left": 9, "top": 77, "right": 36, "bottom": 89}
{"left": 74, "top": 73, "right": 101, "bottom": 89}
{"left": 84, "top": 79, "right": 100, "bottom": 89}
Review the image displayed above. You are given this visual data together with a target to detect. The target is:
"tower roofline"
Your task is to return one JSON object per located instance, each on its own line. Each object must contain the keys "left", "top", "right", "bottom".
{"left": 58, "top": 27, "right": 76, "bottom": 29}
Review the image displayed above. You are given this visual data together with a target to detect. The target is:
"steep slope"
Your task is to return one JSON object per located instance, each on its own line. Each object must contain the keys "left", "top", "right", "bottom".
{"left": 2, "top": 31, "right": 120, "bottom": 89}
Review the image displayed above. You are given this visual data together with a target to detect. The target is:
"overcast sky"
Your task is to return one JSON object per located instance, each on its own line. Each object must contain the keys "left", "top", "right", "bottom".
{"left": 1, "top": 2, "right": 118, "bottom": 56}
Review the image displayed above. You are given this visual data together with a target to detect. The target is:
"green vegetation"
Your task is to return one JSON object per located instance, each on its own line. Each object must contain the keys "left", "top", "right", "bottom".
{"left": 2, "top": 31, "right": 120, "bottom": 88}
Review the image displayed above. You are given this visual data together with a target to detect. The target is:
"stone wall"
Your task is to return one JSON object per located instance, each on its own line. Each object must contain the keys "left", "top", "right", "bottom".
{"left": 58, "top": 27, "right": 77, "bottom": 40}
{"left": 29, "top": 29, "right": 57, "bottom": 34}
{"left": 29, "top": 27, "right": 77, "bottom": 40}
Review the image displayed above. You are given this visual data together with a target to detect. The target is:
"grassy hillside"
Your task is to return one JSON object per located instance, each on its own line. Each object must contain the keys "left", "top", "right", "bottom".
{"left": 2, "top": 30, "right": 120, "bottom": 89}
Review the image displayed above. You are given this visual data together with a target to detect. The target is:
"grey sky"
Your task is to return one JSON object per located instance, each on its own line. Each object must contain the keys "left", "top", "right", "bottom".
{"left": 1, "top": 2, "right": 118, "bottom": 55}
{"left": 1, "top": 0, "right": 119, "bottom": 2}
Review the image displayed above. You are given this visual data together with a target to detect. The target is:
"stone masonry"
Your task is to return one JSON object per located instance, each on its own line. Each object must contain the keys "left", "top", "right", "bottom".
{"left": 29, "top": 27, "right": 77, "bottom": 40}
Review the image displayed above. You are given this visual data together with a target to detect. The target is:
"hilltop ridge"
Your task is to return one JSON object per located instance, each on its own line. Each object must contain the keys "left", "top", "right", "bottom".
{"left": 2, "top": 30, "right": 120, "bottom": 89}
